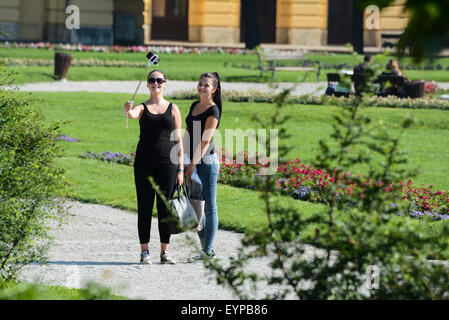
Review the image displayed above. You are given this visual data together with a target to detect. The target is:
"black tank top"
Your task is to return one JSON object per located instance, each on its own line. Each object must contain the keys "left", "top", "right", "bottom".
{"left": 135, "top": 102, "right": 176, "bottom": 167}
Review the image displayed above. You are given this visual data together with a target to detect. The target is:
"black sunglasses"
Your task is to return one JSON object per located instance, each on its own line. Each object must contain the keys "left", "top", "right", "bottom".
{"left": 148, "top": 77, "right": 166, "bottom": 84}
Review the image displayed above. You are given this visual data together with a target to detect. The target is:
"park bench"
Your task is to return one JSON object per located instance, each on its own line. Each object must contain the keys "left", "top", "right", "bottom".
{"left": 375, "top": 74, "right": 425, "bottom": 98}
{"left": 374, "top": 74, "right": 408, "bottom": 97}
{"left": 326, "top": 72, "right": 425, "bottom": 99}
{"left": 257, "top": 49, "right": 321, "bottom": 82}
{"left": 324, "top": 72, "right": 351, "bottom": 97}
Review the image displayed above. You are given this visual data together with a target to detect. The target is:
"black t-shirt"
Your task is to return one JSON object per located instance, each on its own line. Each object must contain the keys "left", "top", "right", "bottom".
{"left": 185, "top": 101, "right": 220, "bottom": 160}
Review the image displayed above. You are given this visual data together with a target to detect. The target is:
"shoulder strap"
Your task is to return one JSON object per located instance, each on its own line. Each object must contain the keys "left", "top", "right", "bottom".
{"left": 189, "top": 101, "right": 199, "bottom": 112}
{"left": 140, "top": 102, "right": 148, "bottom": 115}
{"left": 164, "top": 102, "right": 173, "bottom": 116}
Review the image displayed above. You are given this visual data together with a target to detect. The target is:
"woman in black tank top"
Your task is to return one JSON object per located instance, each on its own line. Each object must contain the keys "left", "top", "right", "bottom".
{"left": 124, "top": 70, "right": 183, "bottom": 265}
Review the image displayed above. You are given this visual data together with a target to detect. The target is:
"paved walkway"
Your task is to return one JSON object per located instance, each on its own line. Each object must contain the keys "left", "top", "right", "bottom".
{"left": 16, "top": 80, "right": 449, "bottom": 97}
{"left": 17, "top": 80, "right": 328, "bottom": 96}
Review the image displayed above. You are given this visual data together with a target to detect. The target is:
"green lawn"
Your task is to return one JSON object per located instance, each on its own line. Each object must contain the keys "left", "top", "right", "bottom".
{"left": 4, "top": 65, "right": 320, "bottom": 84}
{"left": 22, "top": 90, "right": 449, "bottom": 246}
{"left": 3, "top": 47, "right": 449, "bottom": 67}
{"left": 0, "top": 282, "right": 127, "bottom": 300}
{"left": 32, "top": 91, "right": 449, "bottom": 190}
{"left": 3, "top": 47, "right": 449, "bottom": 84}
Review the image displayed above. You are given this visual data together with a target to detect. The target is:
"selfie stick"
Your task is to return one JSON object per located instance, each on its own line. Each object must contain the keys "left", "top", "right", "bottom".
{"left": 126, "top": 52, "right": 159, "bottom": 128}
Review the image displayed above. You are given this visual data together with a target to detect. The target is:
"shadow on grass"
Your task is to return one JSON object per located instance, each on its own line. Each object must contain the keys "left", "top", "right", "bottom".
{"left": 14, "top": 71, "right": 56, "bottom": 84}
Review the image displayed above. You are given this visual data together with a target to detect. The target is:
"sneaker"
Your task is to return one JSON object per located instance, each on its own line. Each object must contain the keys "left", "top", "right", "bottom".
{"left": 187, "top": 250, "right": 216, "bottom": 263}
{"left": 160, "top": 251, "right": 176, "bottom": 264}
{"left": 140, "top": 250, "right": 151, "bottom": 265}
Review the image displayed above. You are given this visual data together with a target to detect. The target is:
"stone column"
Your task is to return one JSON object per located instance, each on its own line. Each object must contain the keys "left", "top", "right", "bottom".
{"left": 276, "top": 0, "right": 327, "bottom": 46}
{"left": 142, "top": 0, "right": 152, "bottom": 44}
{"left": 188, "top": 0, "right": 240, "bottom": 43}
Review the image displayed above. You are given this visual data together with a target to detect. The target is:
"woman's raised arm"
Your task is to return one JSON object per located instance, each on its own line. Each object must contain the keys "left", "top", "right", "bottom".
{"left": 124, "top": 102, "right": 144, "bottom": 119}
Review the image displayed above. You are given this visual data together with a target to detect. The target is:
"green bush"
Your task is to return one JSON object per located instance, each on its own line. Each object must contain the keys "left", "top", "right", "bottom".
{"left": 0, "top": 59, "right": 68, "bottom": 286}
{"left": 204, "top": 86, "right": 449, "bottom": 299}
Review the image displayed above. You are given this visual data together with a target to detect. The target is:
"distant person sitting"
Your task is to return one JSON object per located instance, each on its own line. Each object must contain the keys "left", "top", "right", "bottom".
{"left": 354, "top": 55, "right": 373, "bottom": 75}
{"left": 384, "top": 59, "right": 407, "bottom": 78}
{"left": 353, "top": 55, "right": 373, "bottom": 95}
{"left": 380, "top": 59, "right": 408, "bottom": 97}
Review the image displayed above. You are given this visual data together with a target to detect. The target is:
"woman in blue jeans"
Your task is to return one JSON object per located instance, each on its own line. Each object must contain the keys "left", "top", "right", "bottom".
{"left": 184, "top": 72, "right": 222, "bottom": 262}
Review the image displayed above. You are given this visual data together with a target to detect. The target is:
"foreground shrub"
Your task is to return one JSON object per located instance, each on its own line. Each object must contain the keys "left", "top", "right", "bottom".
{"left": 203, "top": 88, "right": 449, "bottom": 299}
{"left": 0, "top": 60, "right": 68, "bottom": 286}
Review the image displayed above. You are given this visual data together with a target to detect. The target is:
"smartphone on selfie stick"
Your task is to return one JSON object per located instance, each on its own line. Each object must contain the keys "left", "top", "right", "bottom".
{"left": 126, "top": 51, "right": 159, "bottom": 128}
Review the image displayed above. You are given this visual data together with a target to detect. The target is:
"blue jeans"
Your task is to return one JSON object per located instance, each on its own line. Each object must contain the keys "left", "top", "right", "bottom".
{"left": 196, "top": 153, "right": 220, "bottom": 254}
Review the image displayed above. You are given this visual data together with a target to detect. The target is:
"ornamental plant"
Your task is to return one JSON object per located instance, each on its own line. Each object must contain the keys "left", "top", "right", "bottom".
{"left": 203, "top": 63, "right": 449, "bottom": 299}
{"left": 78, "top": 147, "right": 449, "bottom": 220}
{"left": 215, "top": 150, "right": 449, "bottom": 220}
{"left": 56, "top": 134, "right": 81, "bottom": 142}
{"left": 1, "top": 41, "right": 249, "bottom": 55}
{"left": 0, "top": 60, "right": 68, "bottom": 286}
{"left": 167, "top": 89, "right": 449, "bottom": 111}
{"left": 78, "top": 151, "right": 135, "bottom": 166}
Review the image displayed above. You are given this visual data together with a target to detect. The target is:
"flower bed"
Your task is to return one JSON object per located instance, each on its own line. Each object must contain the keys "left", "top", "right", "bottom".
{"left": 216, "top": 149, "right": 449, "bottom": 220}
{"left": 78, "top": 151, "right": 134, "bottom": 166}
{"left": 79, "top": 149, "right": 449, "bottom": 220}
{"left": 3, "top": 57, "right": 146, "bottom": 68}
{"left": 1, "top": 41, "right": 249, "bottom": 55}
{"left": 168, "top": 89, "right": 449, "bottom": 110}
{"left": 54, "top": 134, "right": 81, "bottom": 142}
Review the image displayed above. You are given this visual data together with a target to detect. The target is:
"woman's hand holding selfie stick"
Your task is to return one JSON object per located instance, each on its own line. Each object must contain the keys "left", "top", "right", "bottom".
{"left": 125, "top": 52, "right": 159, "bottom": 128}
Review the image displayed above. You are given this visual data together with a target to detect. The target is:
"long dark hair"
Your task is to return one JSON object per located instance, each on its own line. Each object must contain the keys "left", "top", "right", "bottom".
{"left": 200, "top": 72, "right": 222, "bottom": 121}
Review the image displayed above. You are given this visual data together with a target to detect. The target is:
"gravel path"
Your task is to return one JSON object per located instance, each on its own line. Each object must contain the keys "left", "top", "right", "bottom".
{"left": 16, "top": 80, "right": 327, "bottom": 96}
{"left": 17, "top": 201, "right": 247, "bottom": 300}
{"left": 16, "top": 80, "right": 449, "bottom": 98}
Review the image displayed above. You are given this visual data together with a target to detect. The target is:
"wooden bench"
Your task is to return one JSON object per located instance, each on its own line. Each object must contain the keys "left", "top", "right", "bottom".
{"left": 257, "top": 49, "right": 321, "bottom": 82}
{"left": 373, "top": 74, "right": 425, "bottom": 98}
{"left": 374, "top": 74, "right": 408, "bottom": 97}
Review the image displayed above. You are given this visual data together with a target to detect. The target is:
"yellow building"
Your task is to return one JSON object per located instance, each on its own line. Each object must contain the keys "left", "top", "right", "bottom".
{"left": 0, "top": 0, "right": 408, "bottom": 47}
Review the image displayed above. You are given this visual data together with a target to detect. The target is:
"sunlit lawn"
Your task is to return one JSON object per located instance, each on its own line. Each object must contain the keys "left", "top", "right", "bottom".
{"left": 3, "top": 47, "right": 449, "bottom": 84}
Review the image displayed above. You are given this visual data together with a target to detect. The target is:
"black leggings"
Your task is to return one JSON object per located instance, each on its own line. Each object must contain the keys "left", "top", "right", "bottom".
{"left": 134, "top": 164, "right": 177, "bottom": 244}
